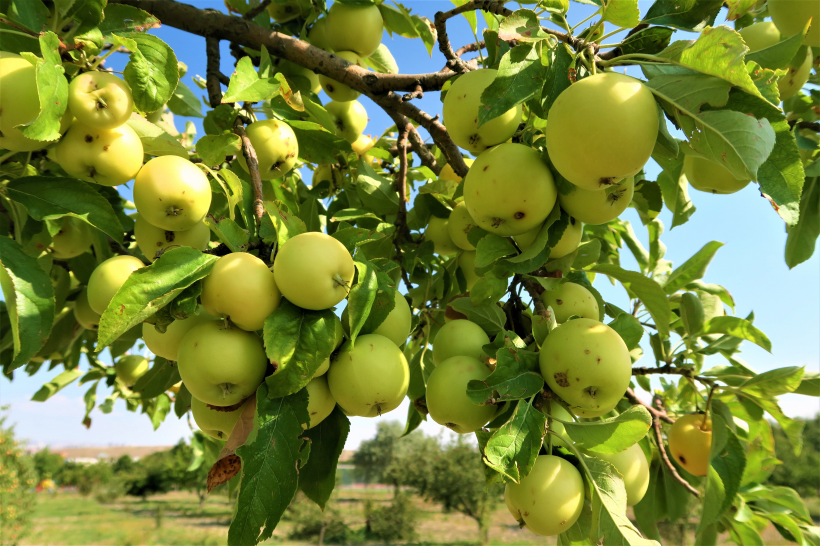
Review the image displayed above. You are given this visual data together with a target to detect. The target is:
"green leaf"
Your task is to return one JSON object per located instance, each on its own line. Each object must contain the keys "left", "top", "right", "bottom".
{"left": 663, "top": 241, "right": 723, "bottom": 294}
{"left": 196, "top": 134, "right": 241, "bottom": 167}
{"left": 287, "top": 120, "right": 352, "bottom": 164}
{"left": 654, "top": 154, "right": 696, "bottom": 228}
{"left": 223, "top": 57, "right": 282, "bottom": 103}
{"left": 741, "top": 366, "right": 804, "bottom": 397}
{"left": 641, "top": 0, "right": 722, "bottom": 31}
{"left": 475, "top": 234, "right": 517, "bottom": 268}
{"left": 132, "top": 357, "right": 180, "bottom": 399}
{"left": 363, "top": 43, "right": 399, "bottom": 74}
{"left": 602, "top": 0, "right": 639, "bottom": 28}
{"left": 299, "top": 407, "right": 350, "bottom": 509}
{"left": 125, "top": 116, "right": 188, "bottom": 159}
{"left": 746, "top": 24, "right": 809, "bottom": 70}
{"left": 6, "top": 177, "right": 124, "bottom": 243}
{"left": 229, "top": 386, "right": 310, "bottom": 546}
{"left": 466, "top": 348, "right": 543, "bottom": 404}
{"left": 203, "top": 216, "right": 249, "bottom": 253}
{"left": 263, "top": 201, "right": 306, "bottom": 248}
{"left": 482, "top": 398, "right": 545, "bottom": 483}
{"left": 0, "top": 237, "right": 55, "bottom": 370}
{"left": 618, "top": 26, "right": 674, "bottom": 56}
{"left": 785, "top": 177, "right": 819, "bottom": 268}
{"left": 347, "top": 259, "right": 378, "bottom": 345}
{"left": 590, "top": 264, "right": 672, "bottom": 336}
{"left": 146, "top": 393, "right": 172, "bottom": 430}
{"left": 30, "top": 368, "right": 84, "bottom": 402}
{"left": 63, "top": 0, "right": 105, "bottom": 34}
{"left": 167, "top": 81, "right": 204, "bottom": 118}
{"left": 98, "top": 4, "right": 159, "bottom": 35}
{"left": 793, "top": 371, "right": 820, "bottom": 397}
{"left": 497, "top": 9, "right": 549, "bottom": 42}
{"left": 700, "top": 316, "right": 771, "bottom": 352}
{"left": 478, "top": 43, "right": 544, "bottom": 128}
{"left": 539, "top": 43, "right": 574, "bottom": 116}
{"left": 698, "top": 414, "right": 745, "bottom": 530}
{"left": 565, "top": 406, "right": 652, "bottom": 454}
{"left": 122, "top": 32, "right": 180, "bottom": 113}
{"left": 378, "top": 3, "right": 420, "bottom": 39}
{"left": 97, "top": 248, "right": 217, "bottom": 348}
{"left": 680, "top": 292, "right": 705, "bottom": 336}
{"left": 356, "top": 174, "right": 399, "bottom": 216}
{"left": 608, "top": 313, "right": 643, "bottom": 350}
{"left": 174, "top": 383, "right": 192, "bottom": 418}
{"left": 449, "top": 297, "right": 507, "bottom": 336}
{"left": 19, "top": 32, "right": 68, "bottom": 143}
{"left": 264, "top": 301, "right": 337, "bottom": 398}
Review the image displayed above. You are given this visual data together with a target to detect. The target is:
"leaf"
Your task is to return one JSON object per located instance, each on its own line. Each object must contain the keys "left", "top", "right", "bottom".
{"left": 30, "top": 368, "right": 84, "bottom": 402}
{"left": 223, "top": 56, "right": 283, "bottom": 103}
{"left": 264, "top": 301, "right": 337, "bottom": 398}
{"left": 97, "top": 248, "right": 217, "bottom": 348}
{"left": 785, "top": 177, "right": 819, "bottom": 268}
{"left": 19, "top": 32, "right": 68, "bottom": 143}
{"left": 174, "top": 383, "right": 192, "bottom": 418}
{"left": 204, "top": 216, "right": 249, "bottom": 252}
{"left": 700, "top": 316, "right": 771, "bottom": 352}
{"left": 167, "top": 81, "right": 203, "bottom": 118}
{"left": 482, "top": 398, "right": 545, "bottom": 483}
{"left": 98, "top": 4, "right": 160, "bottom": 35}
{"left": 263, "top": 201, "right": 306, "bottom": 248}
{"left": 208, "top": 454, "right": 242, "bottom": 493}
{"left": 497, "top": 9, "right": 549, "bottom": 42}
{"left": 356, "top": 174, "right": 399, "bottom": 215}
{"left": 741, "top": 366, "right": 804, "bottom": 397}
{"left": 478, "top": 43, "right": 544, "bottom": 127}
{"left": 347, "top": 259, "right": 378, "bottom": 344}
{"left": 299, "top": 407, "right": 350, "bottom": 509}
{"left": 122, "top": 32, "right": 180, "bottom": 113}
{"left": 450, "top": 297, "right": 507, "bottom": 336}
{"left": 793, "top": 371, "right": 820, "bottom": 397}
{"left": 147, "top": 393, "right": 172, "bottom": 430}
{"left": 475, "top": 234, "right": 517, "bottom": 268}
{"left": 602, "top": 0, "right": 639, "bottom": 28}
{"left": 229, "top": 386, "right": 310, "bottom": 546}
{"left": 698, "top": 414, "right": 746, "bottom": 531}
{"left": 641, "top": 0, "right": 722, "bottom": 31}
{"left": 196, "top": 134, "right": 242, "bottom": 167}
{"left": 0, "top": 237, "right": 54, "bottom": 370}
{"left": 287, "top": 120, "right": 352, "bottom": 164}
{"left": 539, "top": 43, "right": 574, "bottom": 116}
{"left": 746, "top": 24, "right": 809, "bottom": 70}
{"left": 654, "top": 154, "right": 696, "bottom": 228}
{"left": 363, "top": 43, "right": 399, "bottom": 74}
{"left": 6, "top": 177, "right": 124, "bottom": 243}
{"left": 590, "top": 264, "right": 672, "bottom": 336}
{"left": 608, "top": 313, "right": 643, "bottom": 350}
{"left": 132, "top": 357, "right": 180, "bottom": 399}
{"left": 466, "top": 347, "right": 543, "bottom": 405}
{"left": 565, "top": 406, "right": 652, "bottom": 454}
{"left": 125, "top": 116, "right": 188, "bottom": 158}
{"left": 663, "top": 241, "right": 723, "bottom": 294}
{"left": 618, "top": 26, "right": 674, "bottom": 56}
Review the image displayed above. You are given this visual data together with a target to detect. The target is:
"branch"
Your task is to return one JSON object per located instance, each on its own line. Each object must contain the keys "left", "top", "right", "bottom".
{"left": 632, "top": 364, "right": 713, "bottom": 384}
{"left": 521, "top": 277, "right": 548, "bottom": 318}
{"left": 789, "top": 120, "right": 820, "bottom": 132}
{"left": 407, "top": 126, "right": 439, "bottom": 174}
{"left": 454, "top": 40, "right": 485, "bottom": 58}
{"left": 390, "top": 113, "right": 412, "bottom": 243}
{"left": 434, "top": 10, "right": 471, "bottom": 74}
{"left": 243, "top": 0, "right": 271, "bottom": 20}
{"left": 233, "top": 116, "right": 265, "bottom": 229}
{"left": 205, "top": 37, "right": 224, "bottom": 108}
{"left": 598, "top": 24, "right": 648, "bottom": 61}
{"left": 625, "top": 387, "right": 673, "bottom": 425}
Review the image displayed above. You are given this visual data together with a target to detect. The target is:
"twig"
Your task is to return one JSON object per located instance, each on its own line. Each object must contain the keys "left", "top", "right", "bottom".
{"left": 625, "top": 388, "right": 674, "bottom": 424}
{"left": 205, "top": 37, "right": 224, "bottom": 108}
{"left": 402, "top": 83, "right": 424, "bottom": 102}
{"left": 652, "top": 412, "right": 701, "bottom": 498}
{"left": 233, "top": 117, "right": 265, "bottom": 229}
{"left": 434, "top": 10, "right": 471, "bottom": 74}
{"left": 407, "top": 126, "right": 439, "bottom": 174}
{"left": 203, "top": 240, "right": 264, "bottom": 257}
{"left": 632, "top": 364, "right": 714, "bottom": 385}
{"left": 789, "top": 120, "right": 820, "bottom": 132}
{"left": 392, "top": 115, "right": 412, "bottom": 243}
{"left": 454, "top": 40, "right": 485, "bottom": 58}
{"left": 521, "top": 278, "right": 547, "bottom": 317}
{"left": 243, "top": 0, "right": 271, "bottom": 20}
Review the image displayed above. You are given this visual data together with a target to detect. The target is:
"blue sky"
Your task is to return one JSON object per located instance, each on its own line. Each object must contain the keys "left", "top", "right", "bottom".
{"left": 2, "top": 1, "right": 818, "bottom": 449}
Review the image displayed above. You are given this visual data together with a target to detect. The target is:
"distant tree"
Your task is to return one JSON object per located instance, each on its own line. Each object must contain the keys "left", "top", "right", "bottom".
{"left": 111, "top": 454, "right": 137, "bottom": 474}
{"left": 351, "top": 421, "right": 403, "bottom": 486}
{"left": 58, "top": 461, "right": 114, "bottom": 496}
{"left": 769, "top": 415, "right": 820, "bottom": 497}
{"left": 0, "top": 410, "right": 36, "bottom": 546}
{"left": 119, "top": 440, "right": 207, "bottom": 500}
{"left": 31, "top": 448, "right": 64, "bottom": 482}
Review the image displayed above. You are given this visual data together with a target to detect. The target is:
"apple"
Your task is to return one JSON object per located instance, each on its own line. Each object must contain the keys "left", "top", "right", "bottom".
{"left": 352, "top": 134, "right": 376, "bottom": 157}
{"left": 738, "top": 22, "right": 813, "bottom": 100}
{"left": 739, "top": 21, "right": 782, "bottom": 51}
{"left": 308, "top": 18, "right": 332, "bottom": 50}
{"left": 683, "top": 155, "right": 751, "bottom": 194}
{"left": 273, "top": 232, "right": 355, "bottom": 310}
{"left": 55, "top": 120, "right": 144, "bottom": 187}
{"left": 325, "top": 3, "right": 384, "bottom": 58}
{"left": 73, "top": 287, "right": 101, "bottom": 330}
{"left": 540, "top": 318, "right": 631, "bottom": 418}
{"left": 327, "top": 333, "right": 409, "bottom": 417}
{"left": 546, "top": 72, "right": 659, "bottom": 190}
{"left": 67, "top": 71, "right": 134, "bottom": 130}
{"left": 236, "top": 119, "right": 299, "bottom": 180}
{"left": 267, "top": 0, "right": 310, "bottom": 23}
{"left": 559, "top": 177, "right": 634, "bottom": 226}
{"left": 326, "top": 100, "right": 368, "bottom": 143}
{"left": 50, "top": 217, "right": 93, "bottom": 259}
{"left": 87, "top": 255, "right": 145, "bottom": 315}
{"left": 312, "top": 164, "right": 343, "bottom": 191}
{"left": 0, "top": 54, "right": 45, "bottom": 152}
{"left": 142, "top": 307, "right": 216, "bottom": 361}
{"left": 318, "top": 51, "right": 365, "bottom": 102}
{"left": 433, "top": 319, "right": 490, "bottom": 366}
{"left": 541, "top": 401, "right": 574, "bottom": 450}
{"left": 768, "top": 0, "right": 820, "bottom": 47}
{"left": 447, "top": 202, "right": 478, "bottom": 251}
{"left": 133, "top": 213, "right": 210, "bottom": 262}
{"left": 541, "top": 282, "right": 599, "bottom": 323}
{"left": 463, "top": 143, "right": 557, "bottom": 236}
{"left": 777, "top": 46, "right": 813, "bottom": 100}
{"left": 133, "top": 155, "right": 212, "bottom": 231}
{"left": 668, "top": 413, "right": 712, "bottom": 477}
{"left": 177, "top": 320, "right": 268, "bottom": 406}
{"left": 369, "top": 290, "right": 412, "bottom": 348}
{"left": 591, "top": 443, "right": 650, "bottom": 506}
{"left": 439, "top": 158, "right": 474, "bottom": 183}
{"left": 305, "top": 375, "right": 336, "bottom": 429}
{"left": 445, "top": 294, "right": 469, "bottom": 322}
{"left": 442, "top": 69, "right": 522, "bottom": 154}
{"left": 191, "top": 395, "right": 250, "bottom": 440}
{"left": 505, "top": 455, "right": 585, "bottom": 536}
{"left": 423, "top": 215, "right": 459, "bottom": 256}
{"left": 457, "top": 251, "right": 479, "bottom": 290}
{"left": 201, "top": 252, "right": 282, "bottom": 332}
{"left": 275, "top": 59, "right": 321, "bottom": 95}
{"left": 426, "top": 355, "right": 496, "bottom": 434}
{"left": 314, "top": 314, "right": 345, "bottom": 378}
{"left": 516, "top": 215, "right": 583, "bottom": 259}
{"left": 115, "top": 355, "right": 149, "bottom": 386}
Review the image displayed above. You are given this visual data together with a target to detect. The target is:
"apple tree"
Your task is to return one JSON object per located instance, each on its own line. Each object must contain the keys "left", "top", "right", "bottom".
{"left": 0, "top": 0, "right": 819, "bottom": 545}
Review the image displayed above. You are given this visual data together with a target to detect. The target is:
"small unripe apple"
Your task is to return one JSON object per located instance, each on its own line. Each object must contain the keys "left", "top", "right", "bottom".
{"left": 191, "top": 396, "right": 250, "bottom": 440}
{"left": 433, "top": 319, "right": 490, "bottom": 366}
{"left": 424, "top": 216, "right": 459, "bottom": 256}
{"left": 318, "top": 51, "right": 365, "bottom": 102}
{"left": 87, "top": 255, "right": 146, "bottom": 315}
{"left": 591, "top": 443, "right": 650, "bottom": 506}
{"left": 439, "top": 158, "right": 474, "bottom": 183}
{"left": 67, "top": 71, "right": 134, "bottom": 130}
{"left": 541, "top": 282, "right": 599, "bottom": 323}
{"left": 369, "top": 290, "right": 412, "bottom": 348}
{"left": 134, "top": 213, "right": 210, "bottom": 262}
{"left": 305, "top": 375, "right": 336, "bottom": 429}
{"left": 115, "top": 355, "right": 149, "bottom": 386}
{"left": 266, "top": 0, "right": 310, "bottom": 23}
{"left": 326, "top": 100, "right": 368, "bottom": 143}
{"left": 457, "top": 251, "right": 479, "bottom": 290}
{"left": 312, "top": 164, "right": 343, "bottom": 190}
{"left": 73, "top": 287, "right": 101, "bottom": 330}
{"left": 426, "top": 355, "right": 496, "bottom": 434}
{"left": 327, "top": 334, "right": 409, "bottom": 417}
{"left": 668, "top": 413, "right": 712, "bottom": 477}
{"left": 143, "top": 307, "right": 216, "bottom": 361}
{"left": 768, "top": 0, "right": 820, "bottom": 47}
{"left": 134, "top": 155, "right": 212, "bottom": 231}
{"left": 237, "top": 119, "right": 299, "bottom": 180}
{"left": 447, "top": 202, "right": 478, "bottom": 251}
{"left": 50, "top": 217, "right": 94, "bottom": 259}
{"left": 683, "top": 155, "right": 751, "bottom": 194}
{"left": 325, "top": 3, "right": 384, "bottom": 58}
{"left": 559, "top": 177, "right": 634, "bottom": 225}
{"left": 276, "top": 59, "right": 321, "bottom": 95}
{"left": 0, "top": 55, "right": 44, "bottom": 152}
{"left": 308, "top": 18, "right": 332, "bottom": 50}
{"left": 541, "top": 402, "right": 574, "bottom": 450}
{"left": 55, "top": 121, "right": 144, "bottom": 186}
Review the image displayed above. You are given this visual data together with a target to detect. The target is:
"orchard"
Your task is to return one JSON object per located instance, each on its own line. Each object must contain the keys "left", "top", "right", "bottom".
{"left": 0, "top": 0, "right": 819, "bottom": 544}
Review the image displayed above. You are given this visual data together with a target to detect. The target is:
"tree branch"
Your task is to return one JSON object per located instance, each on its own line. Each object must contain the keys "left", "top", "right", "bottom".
{"left": 233, "top": 116, "right": 265, "bottom": 229}
{"left": 632, "top": 364, "right": 713, "bottom": 384}
{"left": 434, "top": 10, "right": 471, "bottom": 74}
{"left": 243, "top": 0, "right": 271, "bottom": 20}
{"left": 454, "top": 40, "right": 485, "bottom": 58}
{"left": 407, "top": 126, "right": 439, "bottom": 174}
{"left": 205, "top": 37, "right": 224, "bottom": 108}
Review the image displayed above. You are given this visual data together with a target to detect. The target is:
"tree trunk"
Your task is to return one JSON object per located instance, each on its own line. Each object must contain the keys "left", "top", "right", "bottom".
{"left": 477, "top": 515, "right": 491, "bottom": 545}
{"left": 318, "top": 521, "right": 326, "bottom": 546}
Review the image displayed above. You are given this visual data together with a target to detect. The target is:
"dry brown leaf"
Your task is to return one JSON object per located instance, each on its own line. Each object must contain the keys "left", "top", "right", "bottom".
{"left": 207, "top": 454, "right": 241, "bottom": 492}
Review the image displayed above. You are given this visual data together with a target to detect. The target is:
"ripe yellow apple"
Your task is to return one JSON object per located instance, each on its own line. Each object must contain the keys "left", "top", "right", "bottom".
{"left": 0, "top": 55, "right": 45, "bottom": 152}
{"left": 439, "top": 158, "right": 474, "bottom": 183}
{"left": 668, "top": 413, "right": 712, "bottom": 477}
{"left": 447, "top": 202, "right": 478, "bottom": 251}
{"left": 433, "top": 319, "right": 490, "bottom": 366}
{"left": 426, "top": 355, "right": 496, "bottom": 434}
{"left": 305, "top": 375, "right": 336, "bottom": 429}
{"left": 559, "top": 177, "right": 634, "bottom": 225}
{"left": 443, "top": 69, "right": 522, "bottom": 154}
{"left": 326, "top": 100, "right": 367, "bottom": 143}
{"left": 591, "top": 443, "right": 650, "bottom": 506}
{"left": 73, "top": 287, "right": 101, "bottom": 330}
{"left": 352, "top": 134, "right": 376, "bottom": 157}
{"left": 142, "top": 307, "right": 216, "bottom": 361}
{"left": 768, "top": 0, "right": 820, "bottom": 47}
{"left": 369, "top": 290, "right": 412, "bottom": 348}
{"left": 87, "top": 255, "right": 145, "bottom": 315}
{"left": 237, "top": 119, "right": 299, "bottom": 179}
{"left": 133, "top": 213, "right": 210, "bottom": 261}
{"left": 50, "top": 217, "right": 93, "bottom": 259}
{"left": 546, "top": 73, "right": 658, "bottom": 190}
{"left": 683, "top": 155, "right": 751, "bottom": 194}
{"left": 325, "top": 3, "right": 384, "bottom": 58}
{"left": 318, "top": 51, "right": 365, "bottom": 102}
{"left": 115, "top": 355, "right": 149, "bottom": 386}
{"left": 423, "top": 216, "right": 459, "bottom": 256}
{"left": 67, "top": 71, "right": 134, "bottom": 130}
{"left": 133, "top": 155, "right": 212, "bottom": 231}
{"left": 463, "top": 143, "right": 557, "bottom": 236}
{"left": 541, "top": 282, "right": 599, "bottom": 323}
{"left": 457, "top": 251, "right": 479, "bottom": 290}
{"left": 55, "top": 120, "right": 144, "bottom": 186}
{"left": 201, "top": 252, "right": 282, "bottom": 332}
{"left": 191, "top": 396, "right": 250, "bottom": 440}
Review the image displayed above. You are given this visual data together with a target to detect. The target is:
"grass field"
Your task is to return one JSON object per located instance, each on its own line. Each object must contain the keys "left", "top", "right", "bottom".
{"left": 20, "top": 489, "right": 818, "bottom": 545}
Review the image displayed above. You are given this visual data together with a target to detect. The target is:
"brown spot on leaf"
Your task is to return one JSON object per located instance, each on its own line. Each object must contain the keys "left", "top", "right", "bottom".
{"left": 207, "top": 454, "right": 241, "bottom": 492}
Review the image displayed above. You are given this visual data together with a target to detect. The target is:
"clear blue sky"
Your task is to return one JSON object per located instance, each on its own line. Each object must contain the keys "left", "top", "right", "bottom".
{"left": 2, "top": 1, "right": 818, "bottom": 449}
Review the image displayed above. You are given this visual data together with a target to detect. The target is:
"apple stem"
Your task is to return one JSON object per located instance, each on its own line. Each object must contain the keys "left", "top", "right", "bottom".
{"left": 221, "top": 383, "right": 234, "bottom": 399}
{"left": 333, "top": 273, "right": 350, "bottom": 293}
{"left": 95, "top": 96, "right": 108, "bottom": 110}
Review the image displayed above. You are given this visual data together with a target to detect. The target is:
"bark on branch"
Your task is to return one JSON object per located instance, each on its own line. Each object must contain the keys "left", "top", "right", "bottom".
{"left": 233, "top": 116, "right": 265, "bottom": 229}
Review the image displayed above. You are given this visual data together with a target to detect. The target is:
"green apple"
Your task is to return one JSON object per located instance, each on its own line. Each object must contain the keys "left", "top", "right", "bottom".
{"left": 559, "top": 177, "right": 634, "bottom": 225}
{"left": 777, "top": 46, "right": 813, "bottom": 100}
{"left": 273, "top": 232, "right": 355, "bottom": 310}
{"left": 442, "top": 69, "right": 521, "bottom": 154}
{"left": 0, "top": 54, "right": 45, "bottom": 152}
{"left": 447, "top": 202, "right": 478, "bottom": 251}
{"left": 308, "top": 18, "right": 332, "bottom": 50}
{"left": 237, "top": 119, "right": 299, "bottom": 180}
{"left": 143, "top": 307, "right": 216, "bottom": 361}
{"left": 768, "top": 0, "right": 820, "bottom": 47}
{"left": 326, "top": 100, "right": 367, "bottom": 143}
{"left": 516, "top": 215, "right": 583, "bottom": 259}
{"left": 87, "top": 255, "right": 145, "bottom": 314}
{"left": 325, "top": 3, "right": 384, "bottom": 58}
{"left": 438, "top": 158, "right": 474, "bottom": 183}
{"left": 668, "top": 414, "right": 712, "bottom": 477}
{"left": 314, "top": 315, "right": 345, "bottom": 378}
{"left": 327, "top": 333, "right": 409, "bottom": 417}
{"left": 426, "top": 355, "right": 496, "bottom": 434}
{"left": 505, "top": 455, "right": 585, "bottom": 536}
{"left": 177, "top": 321, "right": 268, "bottom": 406}
{"left": 369, "top": 290, "right": 412, "bottom": 348}
{"left": 591, "top": 443, "right": 650, "bottom": 506}
{"left": 67, "top": 71, "right": 134, "bottom": 130}
{"left": 266, "top": 0, "right": 310, "bottom": 23}
{"left": 423, "top": 215, "right": 459, "bottom": 256}
{"left": 191, "top": 396, "right": 250, "bottom": 440}
{"left": 133, "top": 155, "right": 212, "bottom": 231}
{"left": 73, "top": 287, "right": 101, "bottom": 330}
{"left": 276, "top": 59, "right": 321, "bottom": 95}
{"left": 463, "top": 143, "right": 557, "bottom": 236}
{"left": 739, "top": 22, "right": 813, "bottom": 100}
{"left": 546, "top": 73, "right": 658, "bottom": 190}
{"left": 541, "top": 402, "right": 573, "bottom": 450}
{"left": 312, "top": 164, "right": 343, "bottom": 190}
{"left": 541, "top": 282, "right": 599, "bottom": 323}
{"left": 318, "top": 51, "right": 365, "bottom": 102}
{"left": 55, "top": 120, "right": 144, "bottom": 186}
{"left": 352, "top": 134, "right": 376, "bottom": 157}
{"left": 457, "top": 251, "right": 479, "bottom": 290}
{"left": 305, "top": 375, "right": 336, "bottom": 429}
{"left": 133, "top": 213, "right": 210, "bottom": 262}
{"left": 115, "top": 355, "right": 149, "bottom": 386}
{"left": 683, "top": 155, "right": 751, "bottom": 194}
{"left": 739, "top": 21, "right": 782, "bottom": 51}
{"left": 50, "top": 217, "right": 93, "bottom": 259}
{"left": 540, "top": 318, "right": 631, "bottom": 418}
{"left": 433, "top": 319, "right": 490, "bottom": 366}
{"left": 201, "top": 252, "right": 281, "bottom": 332}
